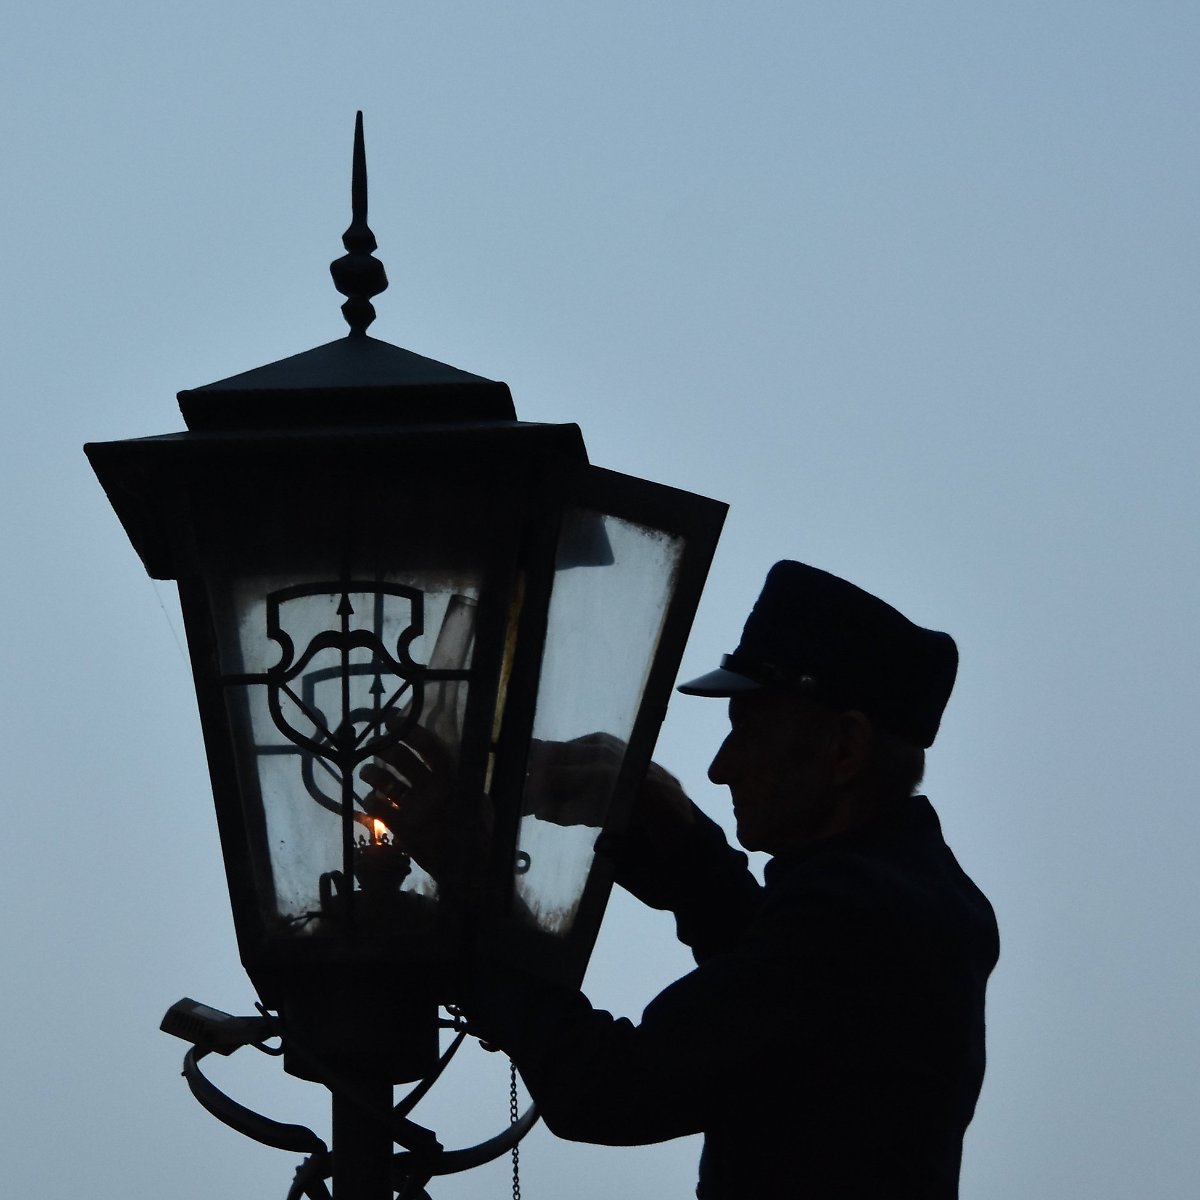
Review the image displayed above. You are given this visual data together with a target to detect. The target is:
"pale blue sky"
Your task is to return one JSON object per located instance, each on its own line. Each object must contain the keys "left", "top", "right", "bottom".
{"left": 3, "top": 4, "right": 1199, "bottom": 1197}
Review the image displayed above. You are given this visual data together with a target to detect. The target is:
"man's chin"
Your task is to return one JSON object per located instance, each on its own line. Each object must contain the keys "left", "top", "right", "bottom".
{"left": 734, "top": 816, "right": 766, "bottom": 853}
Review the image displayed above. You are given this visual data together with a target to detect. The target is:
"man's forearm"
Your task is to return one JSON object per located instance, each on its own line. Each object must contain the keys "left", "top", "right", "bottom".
{"left": 601, "top": 804, "right": 763, "bottom": 961}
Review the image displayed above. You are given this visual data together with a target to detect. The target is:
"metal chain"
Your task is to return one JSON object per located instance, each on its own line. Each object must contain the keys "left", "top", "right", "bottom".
{"left": 509, "top": 1058, "right": 522, "bottom": 1200}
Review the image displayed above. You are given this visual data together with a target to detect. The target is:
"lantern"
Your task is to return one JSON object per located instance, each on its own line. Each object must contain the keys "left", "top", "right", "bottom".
{"left": 85, "top": 114, "right": 725, "bottom": 1121}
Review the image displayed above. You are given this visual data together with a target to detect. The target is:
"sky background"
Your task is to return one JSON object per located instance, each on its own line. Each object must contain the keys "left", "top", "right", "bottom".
{"left": 4, "top": 2, "right": 1199, "bottom": 1197}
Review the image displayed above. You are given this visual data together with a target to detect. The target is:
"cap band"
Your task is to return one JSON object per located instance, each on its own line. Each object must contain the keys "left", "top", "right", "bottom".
{"left": 720, "top": 652, "right": 817, "bottom": 692}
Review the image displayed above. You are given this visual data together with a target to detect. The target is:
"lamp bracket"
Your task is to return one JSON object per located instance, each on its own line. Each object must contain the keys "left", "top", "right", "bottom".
{"left": 164, "top": 998, "right": 540, "bottom": 1197}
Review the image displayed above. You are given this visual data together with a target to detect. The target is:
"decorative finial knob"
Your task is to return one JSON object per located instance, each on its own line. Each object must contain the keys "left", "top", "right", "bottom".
{"left": 330, "top": 111, "right": 388, "bottom": 336}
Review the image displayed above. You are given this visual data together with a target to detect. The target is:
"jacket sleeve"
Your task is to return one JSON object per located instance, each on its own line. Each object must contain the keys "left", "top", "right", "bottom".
{"left": 463, "top": 947, "right": 792, "bottom": 1145}
{"left": 462, "top": 871, "right": 873, "bottom": 1146}
{"left": 600, "top": 804, "right": 764, "bottom": 962}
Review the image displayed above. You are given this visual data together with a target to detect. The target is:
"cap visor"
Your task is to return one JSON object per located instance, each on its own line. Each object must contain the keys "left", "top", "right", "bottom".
{"left": 676, "top": 666, "right": 764, "bottom": 696}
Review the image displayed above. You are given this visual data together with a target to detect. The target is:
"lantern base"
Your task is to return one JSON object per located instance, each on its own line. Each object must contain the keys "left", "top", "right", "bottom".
{"left": 279, "top": 971, "right": 440, "bottom": 1085}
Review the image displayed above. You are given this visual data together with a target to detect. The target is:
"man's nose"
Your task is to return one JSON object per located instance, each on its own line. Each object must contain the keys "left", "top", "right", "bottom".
{"left": 708, "top": 736, "right": 733, "bottom": 785}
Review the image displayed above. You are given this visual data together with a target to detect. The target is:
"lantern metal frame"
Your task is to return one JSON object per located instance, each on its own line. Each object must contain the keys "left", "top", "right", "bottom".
{"left": 85, "top": 114, "right": 727, "bottom": 1198}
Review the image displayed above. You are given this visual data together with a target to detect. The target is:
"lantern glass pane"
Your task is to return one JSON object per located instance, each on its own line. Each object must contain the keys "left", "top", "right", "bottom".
{"left": 213, "top": 567, "right": 482, "bottom": 942}
{"left": 513, "top": 510, "right": 683, "bottom": 936}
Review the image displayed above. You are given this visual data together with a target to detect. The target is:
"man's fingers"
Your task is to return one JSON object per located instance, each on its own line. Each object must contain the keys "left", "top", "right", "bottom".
{"left": 399, "top": 719, "right": 454, "bottom": 774}
{"left": 361, "top": 741, "right": 432, "bottom": 791}
{"left": 532, "top": 733, "right": 625, "bottom": 769}
{"left": 379, "top": 701, "right": 456, "bottom": 775}
{"left": 360, "top": 760, "right": 413, "bottom": 798}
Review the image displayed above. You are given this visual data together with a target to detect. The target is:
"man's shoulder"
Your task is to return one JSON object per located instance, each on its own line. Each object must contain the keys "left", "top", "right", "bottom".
{"left": 759, "top": 797, "right": 997, "bottom": 955}
{"left": 766, "top": 796, "right": 973, "bottom": 887}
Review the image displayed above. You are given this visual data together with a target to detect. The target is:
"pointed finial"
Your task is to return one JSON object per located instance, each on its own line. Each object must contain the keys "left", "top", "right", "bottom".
{"left": 330, "top": 112, "right": 389, "bottom": 336}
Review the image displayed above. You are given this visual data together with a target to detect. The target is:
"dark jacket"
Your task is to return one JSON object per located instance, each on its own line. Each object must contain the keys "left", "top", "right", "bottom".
{"left": 465, "top": 795, "right": 999, "bottom": 1199}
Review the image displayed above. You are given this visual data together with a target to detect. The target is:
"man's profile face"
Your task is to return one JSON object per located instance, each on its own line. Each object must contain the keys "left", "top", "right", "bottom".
{"left": 707, "top": 689, "right": 839, "bottom": 854}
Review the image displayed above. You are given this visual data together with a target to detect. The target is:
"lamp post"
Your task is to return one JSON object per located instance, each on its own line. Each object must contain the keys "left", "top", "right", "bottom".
{"left": 86, "top": 114, "right": 725, "bottom": 1199}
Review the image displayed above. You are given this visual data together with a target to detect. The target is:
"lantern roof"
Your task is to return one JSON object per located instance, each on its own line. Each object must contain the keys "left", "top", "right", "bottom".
{"left": 86, "top": 112, "right": 590, "bottom": 582}
{"left": 178, "top": 111, "right": 515, "bottom": 432}
{"left": 178, "top": 334, "right": 516, "bottom": 431}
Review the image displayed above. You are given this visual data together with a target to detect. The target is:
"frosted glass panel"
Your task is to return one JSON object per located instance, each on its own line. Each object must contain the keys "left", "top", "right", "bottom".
{"left": 513, "top": 512, "right": 683, "bottom": 935}
{"left": 214, "top": 571, "right": 479, "bottom": 939}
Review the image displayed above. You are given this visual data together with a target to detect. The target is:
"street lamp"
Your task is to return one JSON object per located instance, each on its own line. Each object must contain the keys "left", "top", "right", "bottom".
{"left": 86, "top": 115, "right": 725, "bottom": 1199}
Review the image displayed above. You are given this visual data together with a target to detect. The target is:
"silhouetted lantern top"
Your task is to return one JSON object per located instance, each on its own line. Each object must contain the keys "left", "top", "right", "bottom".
{"left": 85, "top": 116, "right": 725, "bottom": 1083}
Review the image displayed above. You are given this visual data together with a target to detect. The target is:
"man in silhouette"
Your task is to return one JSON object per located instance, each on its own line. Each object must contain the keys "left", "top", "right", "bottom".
{"left": 463, "top": 561, "right": 1000, "bottom": 1198}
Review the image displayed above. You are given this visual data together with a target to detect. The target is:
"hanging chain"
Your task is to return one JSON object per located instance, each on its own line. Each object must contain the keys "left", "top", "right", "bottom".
{"left": 509, "top": 1057, "right": 522, "bottom": 1200}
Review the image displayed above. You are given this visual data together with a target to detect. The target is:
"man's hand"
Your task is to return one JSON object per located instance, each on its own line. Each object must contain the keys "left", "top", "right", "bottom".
{"left": 524, "top": 733, "right": 622, "bottom": 828}
{"left": 358, "top": 724, "right": 698, "bottom": 910}
{"left": 359, "top": 722, "right": 492, "bottom": 894}
{"left": 631, "top": 756, "right": 697, "bottom": 843}
{"left": 525, "top": 732, "right": 694, "bottom": 835}
{"left": 521, "top": 733, "right": 699, "bottom": 910}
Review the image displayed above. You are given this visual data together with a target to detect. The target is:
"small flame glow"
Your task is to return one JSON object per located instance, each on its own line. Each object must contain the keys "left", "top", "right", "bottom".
{"left": 371, "top": 818, "right": 391, "bottom": 844}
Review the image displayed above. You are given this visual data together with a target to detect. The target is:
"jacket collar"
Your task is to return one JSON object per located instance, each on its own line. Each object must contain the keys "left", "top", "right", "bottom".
{"left": 763, "top": 794, "right": 940, "bottom": 880}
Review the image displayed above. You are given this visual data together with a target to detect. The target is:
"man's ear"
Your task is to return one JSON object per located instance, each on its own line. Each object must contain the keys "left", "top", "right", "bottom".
{"left": 829, "top": 710, "right": 874, "bottom": 785}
